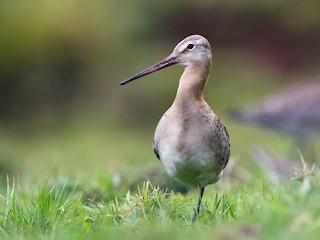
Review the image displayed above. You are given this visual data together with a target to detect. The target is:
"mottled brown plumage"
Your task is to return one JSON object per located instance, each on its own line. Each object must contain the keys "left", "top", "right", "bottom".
{"left": 121, "top": 35, "right": 230, "bottom": 222}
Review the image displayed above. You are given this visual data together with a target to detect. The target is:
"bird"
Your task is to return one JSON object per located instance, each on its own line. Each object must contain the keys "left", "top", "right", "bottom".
{"left": 120, "top": 35, "right": 230, "bottom": 222}
{"left": 229, "top": 79, "right": 320, "bottom": 155}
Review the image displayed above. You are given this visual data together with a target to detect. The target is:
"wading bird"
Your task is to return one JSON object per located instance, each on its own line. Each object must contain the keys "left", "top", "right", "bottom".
{"left": 121, "top": 35, "right": 230, "bottom": 222}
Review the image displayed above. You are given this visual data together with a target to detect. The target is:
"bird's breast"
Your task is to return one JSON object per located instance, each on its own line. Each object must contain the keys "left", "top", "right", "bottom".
{"left": 153, "top": 104, "right": 229, "bottom": 186}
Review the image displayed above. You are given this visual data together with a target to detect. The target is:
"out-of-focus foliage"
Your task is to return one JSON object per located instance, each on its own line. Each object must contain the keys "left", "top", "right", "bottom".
{"left": 1, "top": 0, "right": 319, "bottom": 121}
{"left": 0, "top": 0, "right": 319, "bottom": 179}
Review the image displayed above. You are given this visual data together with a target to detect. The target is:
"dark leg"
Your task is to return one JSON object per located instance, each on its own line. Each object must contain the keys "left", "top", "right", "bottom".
{"left": 192, "top": 187, "right": 205, "bottom": 223}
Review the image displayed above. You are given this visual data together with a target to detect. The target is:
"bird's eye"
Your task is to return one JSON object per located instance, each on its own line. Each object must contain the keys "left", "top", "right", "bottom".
{"left": 187, "top": 44, "right": 195, "bottom": 50}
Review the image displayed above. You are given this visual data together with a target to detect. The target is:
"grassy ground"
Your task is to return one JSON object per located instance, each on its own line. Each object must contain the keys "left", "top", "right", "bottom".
{"left": 0, "top": 75, "right": 319, "bottom": 239}
{"left": 0, "top": 36, "right": 319, "bottom": 239}
{"left": 1, "top": 1, "right": 320, "bottom": 239}
{"left": 0, "top": 155, "right": 319, "bottom": 240}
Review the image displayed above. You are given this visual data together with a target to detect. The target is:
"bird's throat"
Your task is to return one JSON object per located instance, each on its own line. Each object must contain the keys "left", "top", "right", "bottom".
{"left": 175, "top": 63, "right": 211, "bottom": 105}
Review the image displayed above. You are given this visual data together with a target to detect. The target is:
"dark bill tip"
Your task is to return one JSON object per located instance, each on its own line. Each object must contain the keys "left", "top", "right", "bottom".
{"left": 120, "top": 72, "right": 145, "bottom": 85}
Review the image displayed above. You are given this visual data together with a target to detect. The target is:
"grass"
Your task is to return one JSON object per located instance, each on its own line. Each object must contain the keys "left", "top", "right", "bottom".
{"left": 1, "top": 1, "right": 320, "bottom": 239}
{"left": 0, "top": 25, "right": 319, "bottom": 238}
{"left": 0, "top": 157, "right": 319, "bottom": 240}
{"left": 0, "top": 99, "right": 319, "bottom": 240}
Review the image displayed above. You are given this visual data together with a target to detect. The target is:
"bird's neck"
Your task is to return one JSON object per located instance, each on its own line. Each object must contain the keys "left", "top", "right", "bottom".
{"left": 174, "top": 62, "right": 211, "bottom": 108}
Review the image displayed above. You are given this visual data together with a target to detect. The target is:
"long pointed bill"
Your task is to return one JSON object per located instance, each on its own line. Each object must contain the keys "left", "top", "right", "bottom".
{"left": 120, "top": 54, "right": 178, "bottom": 85}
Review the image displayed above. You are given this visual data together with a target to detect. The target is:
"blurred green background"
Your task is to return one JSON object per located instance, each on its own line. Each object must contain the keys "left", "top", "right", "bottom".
{"left": 0, "top": 0, "right": 319, "bottom": 184}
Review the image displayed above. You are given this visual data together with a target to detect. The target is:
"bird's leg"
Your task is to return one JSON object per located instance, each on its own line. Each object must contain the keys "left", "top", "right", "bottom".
{"left": 192, "top": 186, "right": 205, "bottom": 223}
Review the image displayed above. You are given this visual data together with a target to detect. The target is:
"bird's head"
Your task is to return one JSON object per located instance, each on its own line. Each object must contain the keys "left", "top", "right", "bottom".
{"left": 120, "top": 35, "right": 212, "bottom": 85}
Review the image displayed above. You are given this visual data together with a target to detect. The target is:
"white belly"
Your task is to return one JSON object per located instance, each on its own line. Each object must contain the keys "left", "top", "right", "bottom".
{"left": 157, "top": 136, "right": 222, "bottom": 187}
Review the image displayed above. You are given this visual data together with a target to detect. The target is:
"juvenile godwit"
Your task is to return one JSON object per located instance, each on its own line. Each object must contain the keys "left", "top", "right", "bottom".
{"left": 121, "top": 35, "right": 230, "bottom": 222}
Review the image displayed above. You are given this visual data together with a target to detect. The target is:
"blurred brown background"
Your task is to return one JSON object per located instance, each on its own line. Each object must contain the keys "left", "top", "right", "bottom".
{"left": 0, "top": 0, "right": 319, "bottom": 181}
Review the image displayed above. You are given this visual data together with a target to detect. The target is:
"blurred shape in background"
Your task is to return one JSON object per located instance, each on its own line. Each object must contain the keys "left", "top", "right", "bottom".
{"left": 230, "top": 79, "right": 320, "bottom": 157}
{"left": 251, "top": 145, "right": 299, "bottom": 183}
{"left": 251, "top": 145, "right": 317, "bottom": 186}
